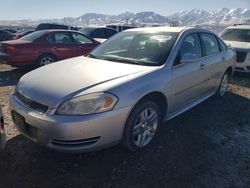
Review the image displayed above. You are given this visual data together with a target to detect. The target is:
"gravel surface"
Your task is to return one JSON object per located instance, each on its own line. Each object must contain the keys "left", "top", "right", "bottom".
{"left": 0, "top": 65, "right": 249, "bottom": 188}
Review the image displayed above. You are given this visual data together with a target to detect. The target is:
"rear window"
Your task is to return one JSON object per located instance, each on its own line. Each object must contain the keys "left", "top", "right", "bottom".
{"left": 221, "top": 29, "right": 250, "bottom": 42}
{"left": 21, "top": 30, "right": 46, "bottom": 41}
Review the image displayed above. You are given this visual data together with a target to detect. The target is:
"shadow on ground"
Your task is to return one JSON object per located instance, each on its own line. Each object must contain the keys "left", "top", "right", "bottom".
{"left": 0, "top": 92, "right": 249, "bottom": 188}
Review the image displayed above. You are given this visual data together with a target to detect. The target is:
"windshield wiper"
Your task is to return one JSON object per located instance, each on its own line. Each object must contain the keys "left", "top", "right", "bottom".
{"left": 88, "top": 54, "right": 98, "bottom": 59}
{"left": 101, "top": 56, "right": 142, "bottom": 65}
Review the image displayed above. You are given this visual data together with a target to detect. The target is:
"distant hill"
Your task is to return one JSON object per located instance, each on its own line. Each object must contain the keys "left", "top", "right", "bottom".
{"left": 0, "top": 8, "right": 249, "bottom": 27}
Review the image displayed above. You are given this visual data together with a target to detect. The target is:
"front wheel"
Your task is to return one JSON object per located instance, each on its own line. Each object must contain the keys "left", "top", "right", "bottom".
{"left": 122, "top": 101, "right": 161, "bottom": 151}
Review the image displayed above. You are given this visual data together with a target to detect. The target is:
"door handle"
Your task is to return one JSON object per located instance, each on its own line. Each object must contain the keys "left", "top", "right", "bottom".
{"left": 200, "top": 64, "right": 206, "bottom": 70}
{"left": 222, "top": 57, "right": 226, "bottom": 62}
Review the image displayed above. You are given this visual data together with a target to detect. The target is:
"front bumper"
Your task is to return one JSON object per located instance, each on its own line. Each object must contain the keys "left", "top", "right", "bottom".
{"left": 9, "top": 93, "right": 131, "bottom": 153}
{"left": 234, "top": 50, "right": 250, "bottom": 73}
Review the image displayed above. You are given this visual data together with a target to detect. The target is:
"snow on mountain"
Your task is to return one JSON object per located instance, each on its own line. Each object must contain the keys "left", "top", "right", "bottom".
{"left": 129, "top": 12, "right": 171, "bottom": 24}
{"left": 168, "top": 8, "right": 250, "bottom": 25}
{"left": 0, "top": 8, "right": 249, "bottom": 27}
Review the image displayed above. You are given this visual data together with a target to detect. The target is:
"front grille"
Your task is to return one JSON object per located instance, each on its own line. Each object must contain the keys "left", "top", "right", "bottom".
{"left": 247, "top": 66, "right": 250, "bottom": 70}
{"left": 236, "top": 51, "right": 247, "bottom": 63}
{"left": 15, "top": 91, "right": 48, "bottom": 113}
{"left": 51, "top": 137, "right": 100, "bottom": 147}
{"left": 235, "top": 67, "right": 245, "bottom": 71}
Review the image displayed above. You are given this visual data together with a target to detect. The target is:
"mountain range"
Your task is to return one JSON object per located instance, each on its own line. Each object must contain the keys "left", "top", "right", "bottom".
{"left": 1, "top": 8, "right": 250, "bottom": 27}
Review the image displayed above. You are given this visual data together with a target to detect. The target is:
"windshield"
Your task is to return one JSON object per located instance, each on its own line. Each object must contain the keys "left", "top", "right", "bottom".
{"left": 221, "top": 28, "right": 250, "bottom": 42}
{"left": 89, "top": 31, "right": 179, "bottom": 66}
{"left": 20, "top": 30, "right": 46, "bottom": 41}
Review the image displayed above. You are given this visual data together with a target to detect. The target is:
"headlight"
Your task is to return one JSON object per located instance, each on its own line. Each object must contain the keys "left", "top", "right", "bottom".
{"left": 56, "top": 92, "right": 118, "bottom": 115}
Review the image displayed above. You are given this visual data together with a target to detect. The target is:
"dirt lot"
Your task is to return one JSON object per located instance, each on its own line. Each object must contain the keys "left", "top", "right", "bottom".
{"left": 0, "top": 65, "right": 249, "bottom": 188}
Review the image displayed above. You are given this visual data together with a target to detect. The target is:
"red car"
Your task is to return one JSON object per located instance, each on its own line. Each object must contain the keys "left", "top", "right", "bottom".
{"left": 0, "top": 30, "right": 99, "bottom": 67}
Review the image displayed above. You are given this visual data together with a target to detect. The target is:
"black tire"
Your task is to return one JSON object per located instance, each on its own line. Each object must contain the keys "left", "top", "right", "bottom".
{"left": 35, "top": 54, "right": 56, "bottom": 68}
{"left": 216, "top": 71, "right": 230, "bottom": 97}
{"left": 122, "top": 101, "right": 161, "bottom": 151}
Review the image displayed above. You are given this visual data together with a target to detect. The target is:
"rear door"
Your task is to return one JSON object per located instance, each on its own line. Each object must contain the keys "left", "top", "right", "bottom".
{"left": 169, "top": 33, "right": 207, "bottom": 112}
{"left": 199, "top": 33, "right": 225, "bottom": 93}
{"left": 71, "top": 32, "right": 98, "bottom": 55}
{"left": 47, "top": 32, "right": 79, "bottom": 60}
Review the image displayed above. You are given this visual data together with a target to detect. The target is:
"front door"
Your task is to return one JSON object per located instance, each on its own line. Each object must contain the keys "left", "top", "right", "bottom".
{"left": 168, "top": 33, "right": 207, "bottom": 113}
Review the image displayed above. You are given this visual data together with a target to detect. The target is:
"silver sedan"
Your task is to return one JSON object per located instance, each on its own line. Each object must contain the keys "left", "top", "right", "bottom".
{"left": 10, "top": 27, "right": 235, "bottom": 152}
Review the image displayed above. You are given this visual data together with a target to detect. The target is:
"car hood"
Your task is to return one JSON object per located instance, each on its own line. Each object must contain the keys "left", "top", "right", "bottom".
{"left": 17, "top": 56, "right": 155, "bottom": 108}
{"left": 224, "top": 40, "right": 250, "bottom": 50}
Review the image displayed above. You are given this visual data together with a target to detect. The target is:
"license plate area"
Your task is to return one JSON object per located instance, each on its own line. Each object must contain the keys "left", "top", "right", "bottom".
{"left": 11, "top": 111, "right": 38, "bottom": 139}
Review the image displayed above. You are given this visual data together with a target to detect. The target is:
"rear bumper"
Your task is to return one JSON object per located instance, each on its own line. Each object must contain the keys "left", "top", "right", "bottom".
{"left": 9, "top": 93, "right": 131, "bottom": 153}
{"left": 0, "top": 52, "right": 34, "bottom": 66}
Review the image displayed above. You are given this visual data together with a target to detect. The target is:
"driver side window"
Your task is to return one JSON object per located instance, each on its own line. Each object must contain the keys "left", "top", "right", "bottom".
{"left": 175, "top": 33, "right": 202, "bottom": 66}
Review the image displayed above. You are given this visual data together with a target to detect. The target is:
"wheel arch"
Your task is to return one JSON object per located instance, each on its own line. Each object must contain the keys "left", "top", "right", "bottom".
{"left": 36, "top": 52, "right": 58, "bottom": 62}
{"left": 129, "top": 91, "right": 168, "bottom": 121}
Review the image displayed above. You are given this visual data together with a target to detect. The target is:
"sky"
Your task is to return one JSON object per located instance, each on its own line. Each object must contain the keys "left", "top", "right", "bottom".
{"left": 1, "top": 0, "right": 250, "bottom": 20}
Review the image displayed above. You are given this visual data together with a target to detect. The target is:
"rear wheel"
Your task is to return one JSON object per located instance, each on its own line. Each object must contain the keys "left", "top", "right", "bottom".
{"left": 216, "top": 71, "right": 230, "bottom": 97}
{"left": 122, "top": 101, "right": 160, "bottom": 151}
{"left": 36, "top": 54, "right": 56, "bottom": 67}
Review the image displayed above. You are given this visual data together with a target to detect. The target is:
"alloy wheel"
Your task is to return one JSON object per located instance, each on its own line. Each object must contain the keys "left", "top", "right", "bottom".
{"left": 133, "top": 108, "right": 159, "bottom": 147}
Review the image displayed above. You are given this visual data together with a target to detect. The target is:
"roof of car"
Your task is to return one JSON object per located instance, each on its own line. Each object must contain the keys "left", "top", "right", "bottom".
{"left": 226, "top": 25, "right": 250, "bottom": 30}
{"left": 124, "top": 26, "right": 193, "bottom": 33}
{"left": 41, "top": 29, "right": 80, "bottom": 33}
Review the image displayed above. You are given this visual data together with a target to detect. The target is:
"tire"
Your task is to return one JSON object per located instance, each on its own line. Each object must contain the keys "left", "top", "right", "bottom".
{"left": 216, "top": 71, "right": 230, "bottom": 97}
{"left": 36, "top": 54, "right": 56, "bottom": 67}
{"left": 122, "top": 101, "right": 161, "bottom": 151}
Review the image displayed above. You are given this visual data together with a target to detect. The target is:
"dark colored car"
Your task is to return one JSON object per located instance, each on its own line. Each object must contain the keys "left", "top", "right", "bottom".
{"left": 80, "top": 27, "right": 118, "bottom": 39}
{"left": 2, "top": 28, "right": 18, "bottom": 33}
{"left": 0, "top": 29, "right": 15, "bottom": 42}
{"left": 0, "top": 105, "right": 6, "bottom": 151}
{"left": 0, "top": 30, "right": 99, "bottom": 67}
{"left": 35, "top": 23, "right": 78, "bottom": 31}
{"left": 106, "top": 25, "right": 138, "bottom": 32}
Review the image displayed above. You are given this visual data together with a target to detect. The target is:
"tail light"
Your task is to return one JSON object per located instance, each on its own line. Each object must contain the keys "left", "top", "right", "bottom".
{"left": 6, "top": 46, "right": 18, "bottom": 54}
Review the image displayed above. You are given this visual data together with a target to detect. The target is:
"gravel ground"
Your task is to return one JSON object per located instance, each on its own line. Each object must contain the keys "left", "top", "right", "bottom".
{"left": 0, "top": 65, "right": 249, "bottom": 188}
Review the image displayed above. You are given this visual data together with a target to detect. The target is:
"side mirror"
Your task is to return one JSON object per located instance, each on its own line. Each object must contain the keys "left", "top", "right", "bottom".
{"left": 180, "top": 53, "right": 198, "bottom": 64}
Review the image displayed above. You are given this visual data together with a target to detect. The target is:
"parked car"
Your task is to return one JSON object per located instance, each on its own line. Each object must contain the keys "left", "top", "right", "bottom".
{"left": 220, "top": 25, "right": 250, "bottom": 73}
{"left": 0, "top": 105, "right": 6, "bottom": 151}
{"left": 80, "top": 27, "right": 118, "bottom": 40}
{"left": 2, "top": 28, "right": 18, "bottom": 33}
{"left": 10, "top": 27, "right": 235, "bottom": 153}
{"left": 106, "top": 25, "right": 138, "bottom": 32}
{"left": 35, "top": 23, "right": 78, "bottom": 31}
{"left": 0, "top": 30, "right": 99, "bottom": 67}
{"left": 14, "top": 30, "right": 34, "bottom": 39}
{"left": 0, "top": 29, "right": 15, "bottom": 42}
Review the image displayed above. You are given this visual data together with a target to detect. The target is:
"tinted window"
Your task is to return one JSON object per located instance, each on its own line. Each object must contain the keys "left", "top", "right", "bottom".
{"left": 201, "top": 33, "right": 220, "bottom": 55}
{"left": 218, "top": 38, "right": 227, "bottom": 51}
{"left": 36, "top": 23, "right": 69, "bottom": 31}
{"left": 220, "top": 29, "right": 250, "bottom": 42}
{"left": 21, "top": 30, "right": 46, "bottom": 41}
{"left": 48, "top": 32, "right": 73, "bottom": 43}
{"left": 104, "top": 29, "right": 117, "bottom": 38}
{"left": 71, "top": 33, "right": 93, "bottom": 44}
{"left": 91, "top": 29, "right": 105, "bottom": 38}
{"left": 80, "top": 28, "right": 95, "bottom": 36}
{"left": 180, "top": 34, "right": 202, "bottom": 58}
